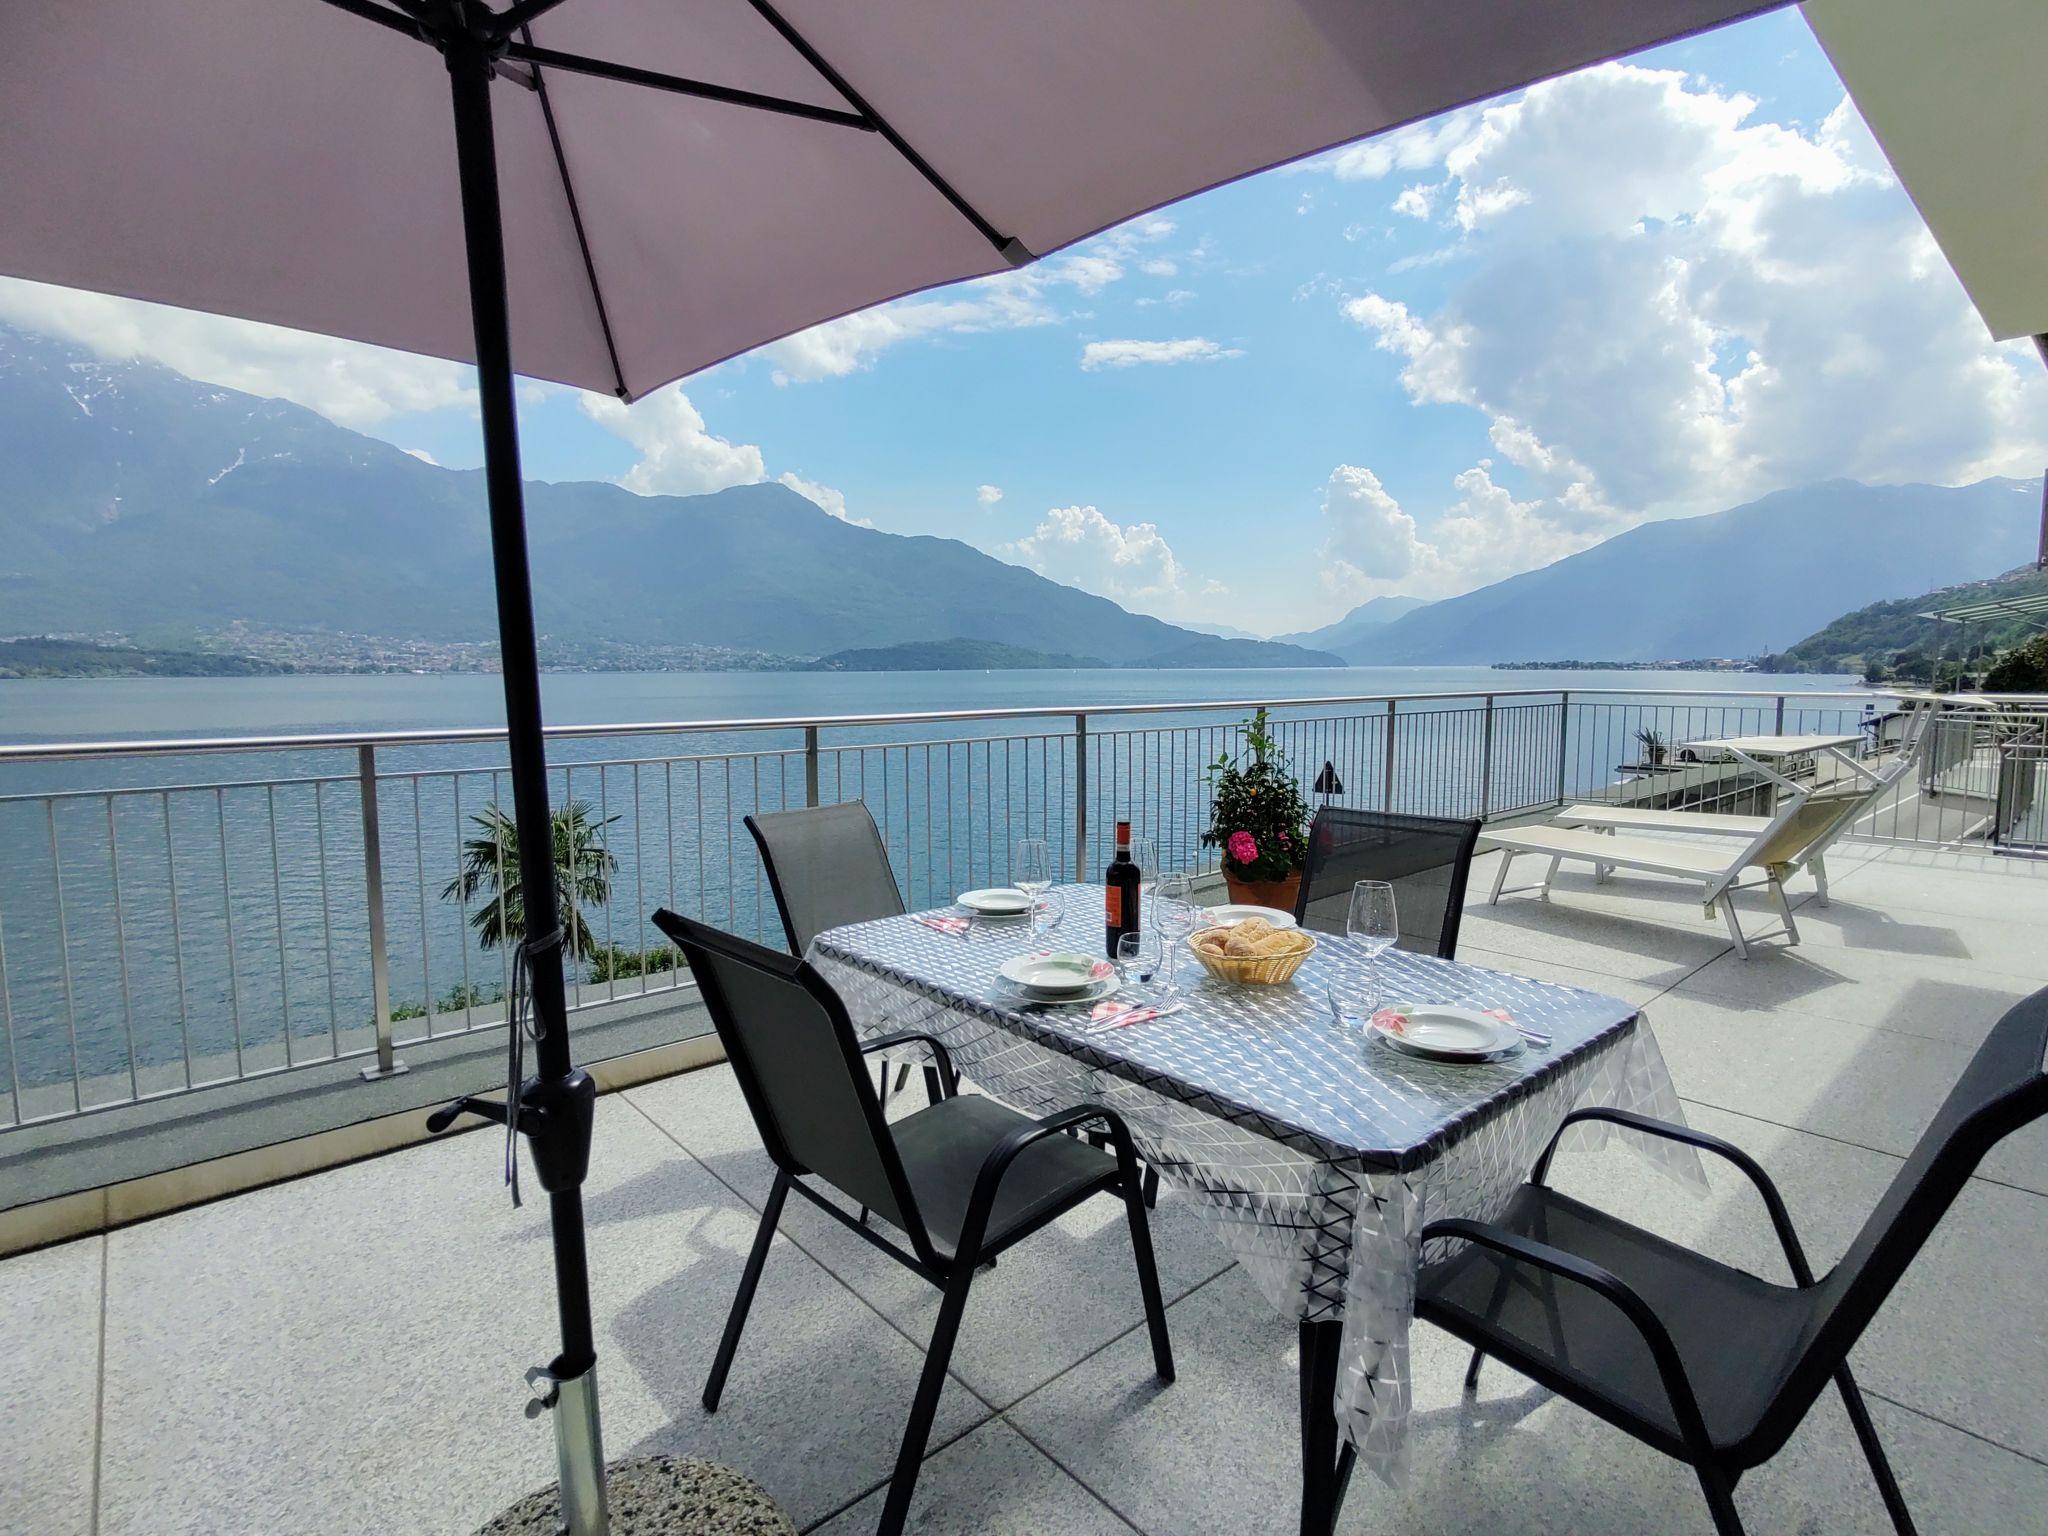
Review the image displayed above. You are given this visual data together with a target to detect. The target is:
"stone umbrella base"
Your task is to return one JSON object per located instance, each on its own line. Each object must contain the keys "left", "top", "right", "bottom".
{"left": 477, "top": 1456, "right": 796, "bottom": 1536}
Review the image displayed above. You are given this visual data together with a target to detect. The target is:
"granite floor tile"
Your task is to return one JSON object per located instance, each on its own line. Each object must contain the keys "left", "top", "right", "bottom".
{"left": 0, "top": 1234, "right": 101, "bottom": 1536}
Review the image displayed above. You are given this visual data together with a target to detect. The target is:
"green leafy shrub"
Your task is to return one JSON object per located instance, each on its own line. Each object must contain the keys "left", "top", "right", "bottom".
{"left": 585, "top": 943, "right": 682, "bottom": 983}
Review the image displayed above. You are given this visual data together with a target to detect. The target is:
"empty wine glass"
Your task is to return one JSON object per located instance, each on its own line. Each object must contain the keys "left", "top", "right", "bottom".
{"left": 1116, "top": 929, "right": 1159, "bottom": 990}
{"left": 1014, "top": 838, "right": 1053, "bottom": 935}
{"left": 1154, "top": 871, "right": 1207, "bottom": 995}
{"left": 1347, "top": 879, "right": 1399, "bottom": 1015}
{"left": 1129, "top": 834, "right": 1157, "bottom": 933}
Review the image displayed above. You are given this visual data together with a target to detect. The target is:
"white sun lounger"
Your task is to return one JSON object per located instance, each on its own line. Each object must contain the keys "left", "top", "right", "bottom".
{"left": 1481, "top": 784, "right": 1867, "bottom": 957}
{"left": 1549, "top": 696, "right": 1952, "bottom": 901}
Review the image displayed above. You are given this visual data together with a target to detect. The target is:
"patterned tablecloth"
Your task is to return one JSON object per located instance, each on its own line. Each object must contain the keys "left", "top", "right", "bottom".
{"left": 809, "top": 884, "right": 1699, "bottom": 1482}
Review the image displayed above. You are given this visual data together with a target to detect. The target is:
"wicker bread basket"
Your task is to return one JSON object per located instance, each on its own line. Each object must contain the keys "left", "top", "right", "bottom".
{"left": 1187, "top": 926, "right": 1316, "bottom": 985}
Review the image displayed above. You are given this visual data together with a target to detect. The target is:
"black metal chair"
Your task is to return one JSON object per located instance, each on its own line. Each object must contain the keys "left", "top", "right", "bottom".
{"left": 1415, "top": 987, "right": 2048, "bottom": 1535}
{"left": 1293, "top": 807, "right": 1482, "bottom": 958}
{"left": 745, "top": 800, "right": 906, "bottom": 954}
{"left": 745, "top": 801, "right": 940, "bottom": 1111}
{"left": 652, "top": 908, "right": 1175, "bottom": 1536}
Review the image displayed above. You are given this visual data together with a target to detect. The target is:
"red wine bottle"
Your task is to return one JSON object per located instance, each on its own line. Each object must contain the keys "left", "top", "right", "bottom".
{"left": 1104, "top": 819, "right": 1140, "bottom": 958}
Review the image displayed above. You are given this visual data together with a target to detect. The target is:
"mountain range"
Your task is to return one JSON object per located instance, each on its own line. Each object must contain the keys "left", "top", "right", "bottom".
{"left": 4, "top": 322, "right": 2038, "bottom": 671}
{"left": 0, "top": 324, "right": 1338, "bottom": 670}
{"left": 1323, "top": 478, "right": 2041, "bottom": 664}
{"left": 1275, "top": 594, "right": 1434, "bottom": 652}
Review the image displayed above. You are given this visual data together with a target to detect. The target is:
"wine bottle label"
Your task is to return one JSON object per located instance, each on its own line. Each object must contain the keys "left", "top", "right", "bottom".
{"left": 1106, "top": 887, "right": 1123, "bottom": 926}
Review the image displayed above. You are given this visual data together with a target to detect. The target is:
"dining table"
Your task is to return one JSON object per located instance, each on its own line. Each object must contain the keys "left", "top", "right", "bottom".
{"left": 808, "top": 883, "right": 1700, "bottom": 1535}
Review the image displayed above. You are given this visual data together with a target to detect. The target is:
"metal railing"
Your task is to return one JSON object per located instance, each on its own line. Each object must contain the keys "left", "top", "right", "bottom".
{"left": 0, "top": 685, "right": 2031, "bottom": 1130}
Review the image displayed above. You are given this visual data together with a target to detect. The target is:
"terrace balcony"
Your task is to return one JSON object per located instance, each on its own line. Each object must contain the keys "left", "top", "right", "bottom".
{"left": 9, "top": 839, "right": 2048, "bottom": 1534}
{"left": 4, "top": 687, "right": 2047, "bottom": 1533}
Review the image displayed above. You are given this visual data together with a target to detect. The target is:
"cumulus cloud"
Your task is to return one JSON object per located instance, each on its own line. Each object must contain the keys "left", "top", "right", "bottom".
{"left": 0, "top": 276, "right": 476, "bottom": 428}
{"left": 1317, "top": 462, "right": 1597, "bottom": 602}
{"left": 581, "top": 386, "right": 765, "bottom": 496}
{"left": 760, "top": 216, "right": 1181, "bottom": 383}
{"left": 1002, "top": 504, "right": 1224, "bottom": 621}
{"left": 1334, "top": 65, "right": 2048, "bottom": 530}
{"left": 1313, "top": 64, "right": 2048, "bottom": 603}
{"left": 976, "top": 484, "right": 1004, "bottom": 508}
{"left": 1080, "top": 337, "right": 1242, "bottom": 371}
{"left": 777, "top": 471, "right": 871, "bottom": 526}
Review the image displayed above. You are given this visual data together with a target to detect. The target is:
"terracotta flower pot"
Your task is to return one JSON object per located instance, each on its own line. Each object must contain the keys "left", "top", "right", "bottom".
{"left": 1221, "top": 869, "right": 1302, "bottom": 915}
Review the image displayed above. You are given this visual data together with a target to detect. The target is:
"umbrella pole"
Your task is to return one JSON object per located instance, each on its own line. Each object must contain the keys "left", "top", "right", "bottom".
{"left": 443, "top": 25, "right": 609, "bottom": 1536}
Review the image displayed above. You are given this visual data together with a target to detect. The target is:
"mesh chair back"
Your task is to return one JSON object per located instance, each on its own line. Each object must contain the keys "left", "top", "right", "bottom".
{"left": 1294, "top": 807, "right": 1482, "bottom": 958}
{"left": 746, "top": 801, "right": 905, "bottom": 954}
{"left": 1751, "top": 785, "right": 1867, "bottom": 871}
{"left": 654, "top": 908, "right": 921, "bottom": 1243}
{"left": 1776, "top": 988, "right": 2048, "bottom": 1439}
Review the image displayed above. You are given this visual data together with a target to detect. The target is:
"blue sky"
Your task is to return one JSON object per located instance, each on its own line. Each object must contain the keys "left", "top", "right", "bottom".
{"left": 4, "top": 9, "right": 2041, "bottom": 636}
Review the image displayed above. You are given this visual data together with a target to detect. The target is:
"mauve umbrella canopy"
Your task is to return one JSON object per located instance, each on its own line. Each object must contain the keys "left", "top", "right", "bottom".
{"left": 0, "top": 0, "right": 1781, "bottom": 400}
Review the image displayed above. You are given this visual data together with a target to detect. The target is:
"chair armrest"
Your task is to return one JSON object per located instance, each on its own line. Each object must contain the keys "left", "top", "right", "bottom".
{"left": 1420, "top": 1215, "right": 1718, "bottom": 1458}
{"left": 952, "top": 1104, "right": 1138, "bottom": 1263}
{"left": 1534, "top": 1107, "right": 1815, "bottom": 1285}
{"left": 856, "top": 1030, "right": 958, "bottom": 1097}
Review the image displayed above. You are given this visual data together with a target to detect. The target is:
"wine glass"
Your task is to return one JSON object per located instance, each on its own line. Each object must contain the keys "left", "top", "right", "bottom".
{"left": 1346, "top": 880, "right": 1400, "bottom": 1016}
{"left": 1154, "top": 871, "right": 1207, "bottom": 995}
{"left": 1129, "top": 834, "right": 1157, "bottom": 932}
{"left": 1013, "top": 838, "right": 1053, "bottom": 936}
{"left": 1116, "top": 929, "right": 1159, "bottom": 991}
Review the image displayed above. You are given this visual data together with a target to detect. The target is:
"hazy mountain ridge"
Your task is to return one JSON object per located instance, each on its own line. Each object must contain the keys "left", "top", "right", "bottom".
{"left": 1276, "top": 594, "right": 1433, "bottom": 650}
{"left": 0, "top": 324, "right": 1340, "bottom": 670}
{"left": 1342, "top": 479, "right": 2041, "bottom": 664}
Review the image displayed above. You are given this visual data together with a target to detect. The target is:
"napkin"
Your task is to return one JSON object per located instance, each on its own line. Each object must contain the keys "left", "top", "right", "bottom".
{"left": 1370, "top": 1005, "right": 1515, "bottom": 1034}
{"left": 919, "top": 915, "right": 972, "bottom": 935}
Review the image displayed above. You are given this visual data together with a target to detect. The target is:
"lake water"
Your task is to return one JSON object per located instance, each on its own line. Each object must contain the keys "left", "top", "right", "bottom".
{"left": 0, "top": 666, "right": 1865, "bottom": 1111}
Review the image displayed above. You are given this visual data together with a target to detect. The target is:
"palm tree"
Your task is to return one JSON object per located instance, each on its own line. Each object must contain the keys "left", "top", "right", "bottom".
{"left": 442, "top": 799, "right": 619, "bottom": 960}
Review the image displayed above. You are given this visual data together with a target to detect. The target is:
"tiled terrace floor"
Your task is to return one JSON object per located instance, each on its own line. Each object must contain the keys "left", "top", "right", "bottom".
{"left": 8, "top": 841, "right": 2048, "bottom": 1535}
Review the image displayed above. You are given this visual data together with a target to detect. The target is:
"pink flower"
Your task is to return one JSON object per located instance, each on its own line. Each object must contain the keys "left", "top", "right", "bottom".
{"left": 1227, "top": 830, "right": 1258, "bottom": 864}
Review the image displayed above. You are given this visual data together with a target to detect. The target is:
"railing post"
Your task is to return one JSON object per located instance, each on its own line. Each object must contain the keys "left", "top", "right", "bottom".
{"left": 1554, "top": 690, "right": 1571, "bottom": 806}
{"left": 1073, "top": 712, "right": 1089, "bottom": 881}
{"left": 803, "top": 724, "right": 820, "bottom": 807}
{"left": 1382, "top": 700, "right": 1397, "bottom": 812}
{"left": 357, "top": 744, "right": 406, "bottom": 1080}
{"left": 1478, "top": 693, "right": 1497, "bottom": 819}
{"left": 1774, "top": 694, "right": 1787, "bottom": 734}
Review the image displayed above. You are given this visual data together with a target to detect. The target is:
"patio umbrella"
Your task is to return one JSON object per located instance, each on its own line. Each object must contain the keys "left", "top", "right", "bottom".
{"left": 0, "top": 1, "right": 1788, "bottom": 1529}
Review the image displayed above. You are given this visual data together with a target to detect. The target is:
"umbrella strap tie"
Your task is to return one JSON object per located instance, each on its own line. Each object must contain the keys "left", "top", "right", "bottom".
{"left": 503, "top": 925, "right": 565, "bottom": 1206}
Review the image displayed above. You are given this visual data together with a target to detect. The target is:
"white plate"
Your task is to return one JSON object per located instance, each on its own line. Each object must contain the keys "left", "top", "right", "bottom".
{"left": 958, "top": 887, "right": 1032, "bottom": 915}
{"left": 995, "top": 972, "right": 1123, "bottom": 1008}
{"left": 998, "top": 951, "right": 1108, "bottom": 995}
{"left": 1208, "top": 904, "right": 1297, "bottom": 928}
{"left": 1369, "top": 1004, "right": 1522, "bottom": 1062}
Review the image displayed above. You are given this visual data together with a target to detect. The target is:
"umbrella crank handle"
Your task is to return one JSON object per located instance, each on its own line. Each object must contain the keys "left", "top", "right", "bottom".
{"left": 423, "top": 1068, "right": 593, "bottom": 1193}
{"left": 425, "top": 1094, "right": 511, "bottom": 1134}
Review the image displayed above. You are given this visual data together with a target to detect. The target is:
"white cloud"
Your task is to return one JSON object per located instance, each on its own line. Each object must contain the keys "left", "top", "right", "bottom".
{"left": 777, "top": 471, "right": 871, "bottom": 526}
{"left": 976, "top": 484, "right": 1004, "bottom": 509}
{"left": 1140, "top": 259, "right": 1179, "bottom": 278}
{"left": 1331, "top": 63, "right": 2048, "bottom": 582}
{"left": 582, "top": 384, "right": 877, "bottom": 525}
{"left": 1391, "top": 184, "right": 1435, "bottom": 220}
{"left": 581, "top": 385, "right": 765, "bottom": 496}
{"left": 403, "top": 447, "right": 439, "bottom": 465}
{"left": 1080, "top": 337, "right": 1242, "bottom": 371}
{"left": 759, "top": 215, "right": 1181, "bottom": 383}
{"left": 1312, "top": 109, "right": 1486, "bottom": 182}
{"left": 1002, "top": 504, "right": 1225, "bottom": 622}
{"left": 0, "top": 276, "right": 476, "bottom": 428}
{"left": 1317, "top": 462, "right": 1599, "bottom": 602}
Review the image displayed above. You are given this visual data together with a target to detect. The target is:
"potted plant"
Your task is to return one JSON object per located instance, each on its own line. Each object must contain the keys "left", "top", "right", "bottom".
{"left": 1201, "top": 707, "right": 1310, "bottom": 909}
{"left": 1635, "top": 726, "right": 1669, "bottom": 767}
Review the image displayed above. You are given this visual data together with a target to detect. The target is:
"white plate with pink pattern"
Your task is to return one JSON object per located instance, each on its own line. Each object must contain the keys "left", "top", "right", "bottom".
{"left": 1369, "top": 1003, "right": 1523, "bottom": 1062}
